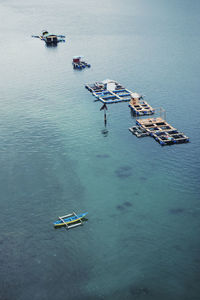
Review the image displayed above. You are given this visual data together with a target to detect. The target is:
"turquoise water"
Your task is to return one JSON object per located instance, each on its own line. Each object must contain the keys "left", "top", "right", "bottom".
{"left": 0, "top": 0, "right": 200, "bottom": 299}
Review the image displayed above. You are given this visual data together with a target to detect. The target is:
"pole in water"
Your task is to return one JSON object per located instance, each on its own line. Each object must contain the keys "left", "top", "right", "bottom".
{"left": 100, "top": 103, "right": 108, "bottom": 135}
{"left": 100, "top": 103, "right": 108, "bottom": 126}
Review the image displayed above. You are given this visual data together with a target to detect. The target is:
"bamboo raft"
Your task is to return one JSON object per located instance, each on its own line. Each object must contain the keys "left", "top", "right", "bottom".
{"left": 133, "top": 117, "right": 189, "bottom": 146}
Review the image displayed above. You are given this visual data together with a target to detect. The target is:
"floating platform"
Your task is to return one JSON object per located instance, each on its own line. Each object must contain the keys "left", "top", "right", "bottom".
{"left": 135, "top": 117, "right": 189, "bottom": 146}
{"left": 85, "top": 80, "right": 155, "bottom": 115}
{"left": 129, "top": 126, "right": 149, "bottom": 138}
{"left": 129, "top": 92, "right": 155, "bottom": 116}
{"left": 85, "top": 79, "right": 132, "bottom": 104}
{"left": 129, "top": 101, "right": 155, "bottom": 116}
{"left": 73, "top": 62, "right": 91, "bottom": 70}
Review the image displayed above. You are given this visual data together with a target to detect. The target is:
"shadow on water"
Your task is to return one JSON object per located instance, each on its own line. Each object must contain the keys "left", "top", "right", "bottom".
{"left": 129, "top": 108, "right": 137, "bottom": 119}
{"left": 45, "top": 43, "right": 58, "bottom": 50}
{"left": 101, "top": 128, "right": 109, "bottom": 137}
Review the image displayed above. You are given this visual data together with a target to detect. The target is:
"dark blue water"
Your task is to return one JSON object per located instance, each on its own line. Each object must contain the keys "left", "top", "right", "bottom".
{"left": 0, "top": 0, "right": 200, "bottom": 299}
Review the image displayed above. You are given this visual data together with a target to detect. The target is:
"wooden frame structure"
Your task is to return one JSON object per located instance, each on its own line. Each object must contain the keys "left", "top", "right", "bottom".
{"left": 129, "top": 126, "right": 149, "bottom": 137}
{"left": 135, "top": 117, "right": 189, "bottom": 146}
{"left": 85, "top": 80, "right": 133, "bottom": 104}
{"left": 85, "top": 80, "right": 155, "bottom": 116}
{"left": 128, "top": 92, "right": 155, "bottom": 116}
{"left": 129, "top": 100, "right": 155, "bottom": 116}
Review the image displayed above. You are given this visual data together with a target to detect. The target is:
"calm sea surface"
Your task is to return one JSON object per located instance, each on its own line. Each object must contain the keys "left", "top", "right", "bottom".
{"left": 0, "top": 0, "right": 200, "bottom": 299}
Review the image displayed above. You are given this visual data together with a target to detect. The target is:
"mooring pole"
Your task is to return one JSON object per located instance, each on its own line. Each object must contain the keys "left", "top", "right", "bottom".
{"left": 100, "top": 103, "right": 108, "bottom": 127}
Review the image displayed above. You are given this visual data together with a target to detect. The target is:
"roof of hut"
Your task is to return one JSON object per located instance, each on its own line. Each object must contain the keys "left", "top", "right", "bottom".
{"left": 131, "top": 92, "right": 142, "bottom": 99}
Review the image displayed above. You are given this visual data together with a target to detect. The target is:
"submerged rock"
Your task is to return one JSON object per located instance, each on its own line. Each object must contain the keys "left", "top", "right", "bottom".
{"left": 169, "top": 208, "right": 185, "bottom": 214}
{"left": 115, "top": 166, "right": 132, "bottom": 178}
{"left": 139, "top": 176, "right": 147, "bottom": 181}
{"left": 124, "top": 201, "right": 132, "bottom": 207}
{"left": 130, "top": 285, "right": 150, "bottom": 297}
{"left": 116, "top": 205, "right": 124, "bottom": 210}
{"left": 96, "top": 154, "right": 110, "bottom": 158}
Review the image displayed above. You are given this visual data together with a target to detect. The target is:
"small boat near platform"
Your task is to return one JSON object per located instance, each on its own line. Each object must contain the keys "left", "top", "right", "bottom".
{"left": 72, "top": 56, "right": 91, "bottom": 70}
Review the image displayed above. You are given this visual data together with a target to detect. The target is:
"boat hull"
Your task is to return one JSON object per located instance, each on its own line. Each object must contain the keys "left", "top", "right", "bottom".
{"left": 54, "top": 213, "right": 87, "bottom": 228}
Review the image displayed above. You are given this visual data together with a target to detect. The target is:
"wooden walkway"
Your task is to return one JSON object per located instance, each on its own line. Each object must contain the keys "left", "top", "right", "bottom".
{"left": 134, "top": 117, "right": 189, "bottom": 146}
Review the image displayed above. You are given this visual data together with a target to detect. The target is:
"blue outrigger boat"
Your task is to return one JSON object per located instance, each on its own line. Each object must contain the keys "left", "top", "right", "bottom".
{"left": 54, "top": 212, "right": 88, "bottom": 228}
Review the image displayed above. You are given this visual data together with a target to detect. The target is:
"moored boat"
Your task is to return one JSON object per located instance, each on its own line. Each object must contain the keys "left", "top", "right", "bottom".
{"left": 41, "top": 31, "right": 58, "bottom": 44}
{"left": 32, "top": 30, "right": 65, "bottom": 44}
{"left": 72, "top": 56, "right": 91, "bottom": 69}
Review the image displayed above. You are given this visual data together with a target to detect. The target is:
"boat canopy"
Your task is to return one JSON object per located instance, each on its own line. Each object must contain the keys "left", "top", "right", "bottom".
{"left": 42, "top": 30, "right": 49, "bottom": 35}
{"left": 45, "top": 34, "right": 57, "bottom": 37}
{"left": 73, "top": 55, "right": 84, "bottom": 59}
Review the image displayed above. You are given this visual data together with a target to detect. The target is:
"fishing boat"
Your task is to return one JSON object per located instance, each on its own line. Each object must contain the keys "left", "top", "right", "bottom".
{"left": 32, "top": 30, "right": 65, "bottom": 44}
{"left": 72, "top": 56, "right": 91, "bottom": 69}
{"left": 54, "top": 212, "right": 88, "bottom": 228}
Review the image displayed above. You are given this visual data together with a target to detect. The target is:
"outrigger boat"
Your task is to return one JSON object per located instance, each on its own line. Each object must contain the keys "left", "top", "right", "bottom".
{"left": 32, "top": 30, "right": 65, "bottom": 44}
{"left": 54, "top": 212, "right": 88, "bottom": 229}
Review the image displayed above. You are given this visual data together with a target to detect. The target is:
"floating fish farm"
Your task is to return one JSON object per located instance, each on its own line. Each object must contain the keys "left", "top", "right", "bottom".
{"left": 85, "top": 79, "right": 133, "bottom": 104}
{"left": 129, "top": 117, "right": 189, "bottom": 146}
{"left": 85, "top": 79, "right": 155, "bottom": 116}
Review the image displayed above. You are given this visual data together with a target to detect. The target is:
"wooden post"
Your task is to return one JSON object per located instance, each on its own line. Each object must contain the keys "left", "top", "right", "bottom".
{"left": 100, "top": 103, "right": 108, "bottom": 127}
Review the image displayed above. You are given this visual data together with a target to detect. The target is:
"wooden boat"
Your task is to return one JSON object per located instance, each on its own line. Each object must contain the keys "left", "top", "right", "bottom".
{"left": 54, "top": 212, "right": 88, "bottom": 228}
{"left": 72, "top": 56, "right": 91, "bottom": 70}
{"left": 32, "top": 30, "right": 65, "bottom": 44}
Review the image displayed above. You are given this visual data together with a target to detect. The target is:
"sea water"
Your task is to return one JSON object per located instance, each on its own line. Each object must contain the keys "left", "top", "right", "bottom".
{"left": 0, "top": 0, "right": 200, "bottom": 299}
